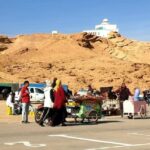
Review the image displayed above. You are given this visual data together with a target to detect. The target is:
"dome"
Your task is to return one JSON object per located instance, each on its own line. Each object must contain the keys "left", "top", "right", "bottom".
{"left": 101, "top": 18, "right": 109, "bottom": 25}
{"left": 102, "top": 18, "right": 109, "bottom": 23}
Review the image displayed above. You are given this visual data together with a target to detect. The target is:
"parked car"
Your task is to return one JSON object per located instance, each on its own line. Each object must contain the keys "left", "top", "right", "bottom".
{"left": 77, "top": 89, "right": 88, "bottom": 96}
{"left": 15, "top": 87, "right": 44, "bottom": 102}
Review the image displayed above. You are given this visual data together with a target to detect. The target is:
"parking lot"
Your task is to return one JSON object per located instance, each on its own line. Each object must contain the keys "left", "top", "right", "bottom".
{"left": 1, "top": 115, "right": 150, "bottom": 150}
{"left": 1, "top": 100, "right": 150, "bottom": 150}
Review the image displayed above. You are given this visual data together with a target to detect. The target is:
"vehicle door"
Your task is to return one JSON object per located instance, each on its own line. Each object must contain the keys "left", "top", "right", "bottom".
{"left": 29, "top": 87, "right": 36, "bottom": 101}
{"left": 35, "top": 88, "right": 44, "bottom": 101}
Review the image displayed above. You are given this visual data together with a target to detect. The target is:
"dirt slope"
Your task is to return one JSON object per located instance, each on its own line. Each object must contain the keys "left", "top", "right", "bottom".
{"left": 0, "top": 32, "right": 149, "bottom": 91}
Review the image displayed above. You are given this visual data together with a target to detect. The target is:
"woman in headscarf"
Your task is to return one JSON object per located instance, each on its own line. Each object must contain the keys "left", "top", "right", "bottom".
{"left": 51, "top": 80, "right": 67, "bottom": 126}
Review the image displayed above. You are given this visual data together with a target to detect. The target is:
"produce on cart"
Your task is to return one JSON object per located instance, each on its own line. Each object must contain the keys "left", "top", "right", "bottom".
{"left": 66, "top": 95, "right": 104, "bottom": 123}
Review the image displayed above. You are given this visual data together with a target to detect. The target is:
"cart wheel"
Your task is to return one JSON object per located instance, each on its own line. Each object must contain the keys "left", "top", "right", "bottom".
{"left": 139, "top": 106, "right": 146, "bottom": 119}
{"left": 88, "top": 111, "right": 98, "bottom": 123}
{"left": 128, "top": 114, "right": 133, "bottom": 119}
{"left": 34, "top": 109, "right": 43, "bottom": 123}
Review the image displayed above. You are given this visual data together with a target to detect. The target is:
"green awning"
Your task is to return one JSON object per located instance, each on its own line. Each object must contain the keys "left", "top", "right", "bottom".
{"left": 0, "top": 83, "right": 19, "bottom": 91}
{"left": 0, "top": 83, "right": 18, "bottom": 87}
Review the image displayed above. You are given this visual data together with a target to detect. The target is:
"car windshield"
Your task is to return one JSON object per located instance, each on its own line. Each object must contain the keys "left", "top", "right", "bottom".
{"left": 30, "top": 88, "right": 34, "bottom": 93}
{"left": 35, "top": 88, "right": 44, "bottom": 94}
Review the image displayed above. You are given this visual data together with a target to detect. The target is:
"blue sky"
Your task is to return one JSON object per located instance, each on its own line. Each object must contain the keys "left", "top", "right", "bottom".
{"left": 0, "top": 0, "right": 150, "bottom": 41}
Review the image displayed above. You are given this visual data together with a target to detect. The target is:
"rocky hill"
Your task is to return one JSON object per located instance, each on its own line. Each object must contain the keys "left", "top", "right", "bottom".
{"left": 0, "top": 32, "right": 149, "bottom": 91}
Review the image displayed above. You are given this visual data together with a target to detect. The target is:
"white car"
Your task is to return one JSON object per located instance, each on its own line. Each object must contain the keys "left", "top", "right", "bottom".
{"left": 15, "top": 87, "right": 44, "bottom": 102}
{"left": 77, "top": 89, "right": 88, "bottom": 96}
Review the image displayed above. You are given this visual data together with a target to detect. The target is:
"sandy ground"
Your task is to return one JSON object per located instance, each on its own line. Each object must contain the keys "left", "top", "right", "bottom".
{"left": 0, "top": 101, "right": 34, "bottom": 123}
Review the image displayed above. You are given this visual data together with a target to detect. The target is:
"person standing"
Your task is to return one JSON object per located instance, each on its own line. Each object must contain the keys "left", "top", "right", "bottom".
{"left": 39, "top": 80, "right": 54, "bottom": 127}
{"left": 2, "top": 88, "right": 9, "bottom": 100}
{"left": 21, "top": 81, "right": 30, "bottom": 123}
{"left": 116, "top": 83, "right": 132, "bottom": 117}
{"left": 52, "top": 80, "right": 67, "bottom": 126}
{"left": 87, "top": 85, "right": 94, "bottom": 94}
{"left": 134, "top": 87, "right": 141, "bottom": 101}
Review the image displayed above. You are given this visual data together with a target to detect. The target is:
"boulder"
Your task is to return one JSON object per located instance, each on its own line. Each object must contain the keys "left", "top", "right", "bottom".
{"left": 0, "top": 35, "right": 12, "bottom": 43}
{"left": 134, "top": 73, "right": 144, "bottom": 79}
{"left": 0, "top": 44, "right": 8, "bottom": 51}
{"left": 77, "top": 33, "right": 104, "bottom": 49}
{"left": 78, "top": 41, "right": 93, "bottom": 48}
{"left": 108, "top": 32, "right": 121, "bottom": 39}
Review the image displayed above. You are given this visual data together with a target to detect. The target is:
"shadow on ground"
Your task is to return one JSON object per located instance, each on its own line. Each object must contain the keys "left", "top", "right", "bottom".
{"left": 65, "top": 120, "right": 122, "bottom": 126}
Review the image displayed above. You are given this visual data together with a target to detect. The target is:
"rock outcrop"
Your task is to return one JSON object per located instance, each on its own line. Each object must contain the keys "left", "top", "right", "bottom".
{"left": 0, "top": 35, "right": 12, "bottom": 52}
{"left": 0, "top": 35, "right": 12, "bottom": 44}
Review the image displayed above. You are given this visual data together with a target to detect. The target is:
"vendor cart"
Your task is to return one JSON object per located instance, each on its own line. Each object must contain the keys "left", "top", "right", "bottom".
{"left": 123, "top": 100, "right": 147, "bottom": 119}
{"left": 66, "top": 96, "right": 103, "bottom": 123}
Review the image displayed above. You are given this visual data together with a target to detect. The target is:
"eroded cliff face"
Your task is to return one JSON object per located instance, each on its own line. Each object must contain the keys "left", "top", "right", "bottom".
{"left": 0, "top": 32, "right": 149, "bottom": 91}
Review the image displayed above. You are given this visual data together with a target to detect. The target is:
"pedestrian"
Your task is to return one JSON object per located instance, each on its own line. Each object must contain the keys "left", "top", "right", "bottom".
{"left": 2, "top": 88, "right": 9, "bottom": 100}
{"left": 87, "top": 84, "right": 94, "bottom": 94}
{"left": 51, "top": 80, "right": 67, "bottom": 126}
{"left": 6, "top": 92, "right": 15, "bottom": 115}
{"left": 134, "top": 87, "right": 141, "bottom": 101}
{"left": 21, "top": 81, "right": 30, "bottom": 123}
{"left": 39, "top": 80, "right": 54, "bottom": 127}
{"left": 116, "top": 83, "right": 132, "bottom": 117}
{"left": 51, "top": 77, "right": 57, "bottom": 88}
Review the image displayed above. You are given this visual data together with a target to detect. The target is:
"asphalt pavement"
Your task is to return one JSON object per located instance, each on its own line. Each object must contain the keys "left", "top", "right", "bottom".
{"left": 1, "top": 100, "right": 150, "bottom": 150}
{"left": 1, "top": 116, "right": 150, "bottom": 150}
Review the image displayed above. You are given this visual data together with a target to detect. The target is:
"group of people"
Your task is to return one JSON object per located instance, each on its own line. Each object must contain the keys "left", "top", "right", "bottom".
{"left": 5, "top": 79, "right": 148, "bottom": 124}
{"left": 20, "top": 79, "right": 67, "bottom": 126}
{"left": 39, "top": 78, "right": 67, "bottom": 127}
{"left": 6, "top": 78, "right": 67, "bottom": 126}
{"left": 85, "top": 83, "right": 146, "bottom": 117}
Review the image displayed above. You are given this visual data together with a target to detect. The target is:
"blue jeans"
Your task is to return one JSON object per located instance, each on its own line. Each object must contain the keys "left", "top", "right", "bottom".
{"left": 22, "top": 103, "right": 29, "bottom": 122}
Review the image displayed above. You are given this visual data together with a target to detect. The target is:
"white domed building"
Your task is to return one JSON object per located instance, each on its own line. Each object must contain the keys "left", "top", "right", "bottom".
{"left": 83, "top": 19, "right": 119, "bottom": 38}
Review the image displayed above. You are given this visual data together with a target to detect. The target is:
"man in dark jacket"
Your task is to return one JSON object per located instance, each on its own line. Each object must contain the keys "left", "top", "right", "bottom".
{"left": 116, "top": 83, "right": 132, "bottom": 117}
{"left": 21, "top": 81, "right": 30, "bottom": 123}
